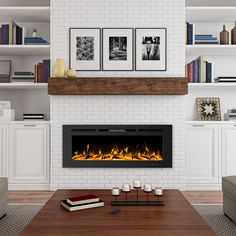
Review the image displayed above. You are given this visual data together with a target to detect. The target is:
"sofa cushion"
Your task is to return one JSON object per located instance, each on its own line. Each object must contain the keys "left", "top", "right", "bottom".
{"left": 0, "top": 178, "right": 8, "bottom": 196}
{"left": 222, "top": 176, "right": 236, "bottom": 198}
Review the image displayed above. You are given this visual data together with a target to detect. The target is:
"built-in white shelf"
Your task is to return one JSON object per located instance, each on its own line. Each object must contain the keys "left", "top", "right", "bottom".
{"left": 0, "top": 45, "right": 50, "bottom": 56}
{"left": 0, "top": 82, "right": 48, "bottom": 89}
{"left": 186, "top": 7, "right": 236, "bottom": 22}
{"left": 0, "top": 6, "right": 50, "bottom": 22}
{"left": 188, "top": 83, "right": 236, "bottom": 89}
{"left": 186, "top": 45, "right": 236, "bottom": 56}
{"left": 0, "top": 121, "right": 50, "bottom": 124}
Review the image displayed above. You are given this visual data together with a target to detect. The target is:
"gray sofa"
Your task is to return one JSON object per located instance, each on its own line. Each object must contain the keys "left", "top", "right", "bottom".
{"left": 222, "top": 176, "right": 236, "bottom": 223}
{"left": 0, "top": 177, "right": 8, "bottom": 219}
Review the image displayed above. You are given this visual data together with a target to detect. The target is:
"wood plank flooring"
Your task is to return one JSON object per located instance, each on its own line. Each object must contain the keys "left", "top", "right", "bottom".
{"left": 7, "top": 190, "right": 223, "bottom": 205}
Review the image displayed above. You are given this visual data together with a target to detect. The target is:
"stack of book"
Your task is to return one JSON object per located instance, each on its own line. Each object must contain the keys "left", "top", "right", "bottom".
{"left": 12, "top": 72, "right": 34, "bottom": 83}
{"left": 0, "top": 20, "right": 24, "bottom": 44}
{"left": 23, "top": 114, "right": 45, "bottom": 120}
{"left": 195, "top": 35, "right": 219, "bottom": 45}
{"left": 186, "top": 56, "right": 213, "bottom": 83}
{"left": 61, "top": 195, "right": 104, "bottom": 212}
{"left": 186, "top": 22, "right": 195, "bottom": 45}
{"left": 215, "top": 77, "right": 236, "bottom": 83}
{"left": 224, "top": 109, "right": 236, "bottom": 121}
{"left": 34, "top": 60, "right": 50, "bottom": 83}
{"left": 24, "top": 37, "right": 49, "bottom": 45}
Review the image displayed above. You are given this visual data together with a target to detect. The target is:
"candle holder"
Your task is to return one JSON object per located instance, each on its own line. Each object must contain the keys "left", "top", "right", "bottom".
{"left": 111, "top": 187, "right": 120, "bottom": 204}
{"left": 122, "top": 190, "right": 130, "bottom": 203}
{"left": 133, "top": 186, "right": 142, "bottom": 204}
{"left": 110, "top": 183, "right": 165, "bottom": 206}
{"left": 144, "top": 190, "right": 152, "bottom": 203}
{"left": 154, "top": 188, "right": 165, "bottom": 206}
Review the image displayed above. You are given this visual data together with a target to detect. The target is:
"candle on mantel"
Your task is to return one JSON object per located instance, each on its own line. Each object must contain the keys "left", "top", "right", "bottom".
{"left": 122, "top": 184, "right": 131, "bottom": 192}
{"left": 133, "top": 180, "right": 141, "bottom": 188}
{"left": 143, "top": 184, "right": 152, "bottom": 192}
{"left": 112, "top": 187, "right": 120, "bottom": 196}
{"left": 154, "top": 187, "right": 163, "bottom": 196}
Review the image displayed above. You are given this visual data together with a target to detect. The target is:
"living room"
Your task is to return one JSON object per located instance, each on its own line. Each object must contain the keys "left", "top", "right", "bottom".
{"left": 0, "top": 0, "right": 236, "bottom": 235}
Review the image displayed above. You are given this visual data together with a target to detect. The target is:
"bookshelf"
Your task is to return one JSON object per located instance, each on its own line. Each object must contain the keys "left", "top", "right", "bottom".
{"left": 186, "top": 45, "right": 236, "bottom": 56}
{"left": 0, "top": 82, "right": 48, "bottom": 89}
{"left": 186, "top": 7, "right": 236, "bottom": 23}
{"left": 185, "top": 1, "right": 236, "bottom": 121}
{"left": 0, "top": 45, "right": 50, "bottom": 56}
{"left": 0, "top": 6, "right": 50, "bottom": 22}
{"left": 0, "top": 0, "right": 50, "bottom": 120}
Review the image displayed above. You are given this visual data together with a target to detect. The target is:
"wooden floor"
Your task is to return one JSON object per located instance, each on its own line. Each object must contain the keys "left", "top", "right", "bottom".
{"left": 7, "top": 190, "right": 223, "bottom": 205}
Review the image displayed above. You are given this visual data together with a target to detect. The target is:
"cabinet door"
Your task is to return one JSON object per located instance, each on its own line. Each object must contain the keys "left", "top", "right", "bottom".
{"left": 9, "top": 124, "right": 49, "bottom": 184}
{"left": 186, "top": 124, "right": 220, "bottom": 184}
{"left": 0, "top": 125, "right": 8, "bottom": 177}
{"left": 222, "top": 124, "right": 236, "bottom": 177}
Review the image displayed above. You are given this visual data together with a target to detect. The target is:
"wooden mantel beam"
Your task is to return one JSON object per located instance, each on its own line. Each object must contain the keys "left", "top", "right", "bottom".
{"left": 48, "top": 77, "right": 188, "bottom": 95}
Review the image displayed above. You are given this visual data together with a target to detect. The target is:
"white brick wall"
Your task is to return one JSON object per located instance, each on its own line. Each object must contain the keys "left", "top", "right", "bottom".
{"left": 50, "top": 0, "right": 186, "bottom": 190}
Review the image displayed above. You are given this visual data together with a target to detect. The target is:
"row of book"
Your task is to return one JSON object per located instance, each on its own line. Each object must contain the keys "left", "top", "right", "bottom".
{"left": 186, "top": 56, "right": 213, "bottom": 83}
{"left": 186, "top": 23, "right": 219, "bottom": 45}
{"left": 0, "top": 20, "right": 49, "bottom": 45}
{"left": 35, "top": 59, "right": 50, "bottom": 83}
{"left": 61, "top": 194, "right": 104, "bottom": 212}
{"left": 0, "top": 21, "right": 24, "bottom": 44}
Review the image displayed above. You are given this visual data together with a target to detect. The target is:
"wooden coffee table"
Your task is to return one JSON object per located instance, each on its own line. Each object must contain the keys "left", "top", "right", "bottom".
{"left": 21, "top": 189, "right": 215, "bottom": 236}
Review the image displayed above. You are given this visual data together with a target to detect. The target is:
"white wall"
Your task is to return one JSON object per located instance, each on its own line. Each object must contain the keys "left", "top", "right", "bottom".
{"left": 50, "top": 0, "right": 186, "bottom": 190}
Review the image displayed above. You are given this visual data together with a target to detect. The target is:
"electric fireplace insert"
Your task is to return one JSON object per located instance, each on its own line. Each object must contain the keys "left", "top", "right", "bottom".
{"left": 63, "top": 125, "right": 172, "bottom": 168}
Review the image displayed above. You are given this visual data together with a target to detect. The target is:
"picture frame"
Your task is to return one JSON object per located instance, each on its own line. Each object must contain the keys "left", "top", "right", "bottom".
{"left": 196, "top": 97, "right": 221, "bottom": 121}
{"left": 69, "top": 28, "right": 101, "bottom": 71}
{"left": 102, "top": 28, "right": 133, "bottom": 71}
{"left": 135, "top": 28, "right": 167, "bottom": 71}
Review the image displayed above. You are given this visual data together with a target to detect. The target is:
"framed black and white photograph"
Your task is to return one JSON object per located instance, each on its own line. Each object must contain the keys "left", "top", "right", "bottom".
{"left": 69, "top": 28, "right": 101, "bottom": 71}
{"left": 135, "top": 28, "right": 167, "bottom": 71}
{"left": 102, "top": 28, "right": 133, "bottom": 71}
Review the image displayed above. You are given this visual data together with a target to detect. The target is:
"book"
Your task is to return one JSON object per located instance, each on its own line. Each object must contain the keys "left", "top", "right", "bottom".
{"left": 2, "top": 24, "right": 9, "bottom": 44}
{"left": 195, "top": 41, "right": 219, "bottom": 45}
{"left": 61, "top": 199, "right": 104, "bottom": 212}
{"left": 9, "top": 20, "right": 18, "bottom": 44}
{"left": 67, "top": 195, "right": 99, "bottom": 206}
{"left": 189, "top": 24, "right": 193, "bottom": 45}
{"left": 206, "top": 62, "right": 212, "bottom": 83}
{"left": 186, "top": 62, "right": 193, "bottom": 82}
{"left": 192, "top": 60, "right": 198, "bottom": 83}
{"left": 195, "top": 36, "right": 218, "bottom": 40}
{"left": 43, "top": 60, "right": 50, "bottom": 83}
{"left": 38, "top": 63, "right": 43, "bottom": 83}
{"left": 0, "top": 27, "right": 2, "bottom": 44}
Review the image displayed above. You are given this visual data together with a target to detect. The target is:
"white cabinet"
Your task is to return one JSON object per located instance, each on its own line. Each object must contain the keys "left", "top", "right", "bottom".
{"left": 8, "top": 123, "right": 50, "bottom": 189}
{"left": 0, "top": 124, "right": 8, "bottom": 177}
{"left": 222, "top": 124, "right": 236, "bottom": 177}
{"left": 186, "top": 123, "right": 220, "bottom": 189}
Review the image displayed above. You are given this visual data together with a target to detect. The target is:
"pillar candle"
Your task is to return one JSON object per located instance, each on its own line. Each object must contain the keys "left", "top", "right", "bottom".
{"left": 112, "top": 187, "right": 120, "bottom": 196}
{"left": 133, "top": 180, "right": 141, "bottom": 188}
{"left": 143, "top": 184, "right": 152, "bottom": 192}
{"left": 154, "top": 187, "right": 163, "bottom": 196}
{"left": 122, "top": 184, "right": 131, "bottom": 192}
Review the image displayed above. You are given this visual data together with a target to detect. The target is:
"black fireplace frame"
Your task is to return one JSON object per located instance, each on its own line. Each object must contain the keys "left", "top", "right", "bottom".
{"left": 63, "top": 125, "right": 172, "bottom": 168}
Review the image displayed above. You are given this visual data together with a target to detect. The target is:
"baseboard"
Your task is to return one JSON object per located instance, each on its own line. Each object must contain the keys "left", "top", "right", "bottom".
{"left": 8, "top": 184, "right": 50, "bottom": 191}
{"left": 185, "top": 183, "right": 222, "bottom": 190}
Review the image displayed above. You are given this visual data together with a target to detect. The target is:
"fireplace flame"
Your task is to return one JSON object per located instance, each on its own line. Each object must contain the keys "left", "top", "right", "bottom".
{"left": 72, "top": 144, "right": 163, "bottom": 161}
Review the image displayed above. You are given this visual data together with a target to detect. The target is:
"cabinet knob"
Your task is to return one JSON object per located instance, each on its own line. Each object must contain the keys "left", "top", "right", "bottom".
{"left": 24, "top": 124, "right": 36, "bottom": 127}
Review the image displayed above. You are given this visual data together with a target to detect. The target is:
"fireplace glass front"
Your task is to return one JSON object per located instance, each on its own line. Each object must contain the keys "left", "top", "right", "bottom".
{"left": 63, "top": 125, "right": 172, "bottom": 168}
